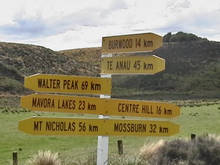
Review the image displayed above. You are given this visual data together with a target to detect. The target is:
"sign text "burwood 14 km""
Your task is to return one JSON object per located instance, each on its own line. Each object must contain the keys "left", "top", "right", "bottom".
{"left": 21, "top": 94, "right": 180, "bottom": 118}
{"left": 19, "top": 117, "right": 179, "bottom": 136}
{"left": 101, "top": 55, "right": 165, "bottom": 75}
{"left": 24, "top": 74, "right": 112, "bottom": 95}
{"left": 102, "top": 33, "right": 163, "bottom": 54}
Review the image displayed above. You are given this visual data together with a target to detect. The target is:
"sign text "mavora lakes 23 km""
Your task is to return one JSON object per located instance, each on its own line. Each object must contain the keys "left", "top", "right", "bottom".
{"left": 21, "top": 94, "right": 180, "bottom": 118}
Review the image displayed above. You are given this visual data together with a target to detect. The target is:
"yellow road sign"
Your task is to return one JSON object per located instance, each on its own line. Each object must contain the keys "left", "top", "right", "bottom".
{"left": 101, "top": 55, "right": 165, "bottom": 74}
{"left": 21, "top": 94, "right": 180, "bottom": 118}
{"left": 102, "top": 33, "right": 163, "bottom": 54}
{"left": 24, "top": 74, "right": 112, "bottom": 95}
{"left": 18, "top": 117, "right": 179, "bottom": 136}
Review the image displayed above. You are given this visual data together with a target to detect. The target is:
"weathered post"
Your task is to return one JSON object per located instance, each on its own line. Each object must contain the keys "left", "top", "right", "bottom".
{"left": 13, "top": 151, "right": 18, "bottom": 165}
{"left": 191, "top": 133, "right": 196, "bottom": 141}
{"left": 97, "top": 56, "right": 112, "bottom": 165}
{"left": 117, "top": 140, "right": 123, "bottom": 155}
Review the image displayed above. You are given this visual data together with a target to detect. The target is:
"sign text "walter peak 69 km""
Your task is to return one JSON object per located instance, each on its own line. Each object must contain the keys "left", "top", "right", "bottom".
{"left": 102, "top": 33, "right": 163, "bottom": 54}
{"left": 19, "top": 117, "right": 179, "bottom": 136}
{"left": 21, "top": 94, "right": 180, "bottom": 118}
{"left": 24, "top": 74, "right": 112, "bottom": 95}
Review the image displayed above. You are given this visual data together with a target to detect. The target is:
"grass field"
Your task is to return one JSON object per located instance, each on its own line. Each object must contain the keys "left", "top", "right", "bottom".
{"left": 0, "top": 99, "right": 220, "bottom": 164}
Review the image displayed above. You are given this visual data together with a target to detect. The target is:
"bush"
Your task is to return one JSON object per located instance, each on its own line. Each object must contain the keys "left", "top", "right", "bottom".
{"left": 163, "top": 32, "right": 205, "bottom": 42}
{"left": 0, "top": 76, "right": 25, "bottom": 94}
{"left": 25, "top": 150, "right": 61, "bottom": 165}
{"left": 139, "top": 134, "right": 220, "bottom": 165}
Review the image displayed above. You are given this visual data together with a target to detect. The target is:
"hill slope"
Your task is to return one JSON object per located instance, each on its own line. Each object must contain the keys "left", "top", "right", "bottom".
{"left": 0, "top": 33, "right": 219, "bottom": 99}
{"left": 0, "top": 42, "right": 98, "bottom": 94}
{"left": 118, "top": 40, "right": 220, "bottom": 99}
{"left": 59, "top": 40, "right": 220, "bottom": 99}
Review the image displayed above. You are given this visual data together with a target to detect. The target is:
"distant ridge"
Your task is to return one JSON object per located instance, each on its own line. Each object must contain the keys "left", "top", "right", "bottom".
{"left": 0, "top": 32, "right": 219, "bottom": 99}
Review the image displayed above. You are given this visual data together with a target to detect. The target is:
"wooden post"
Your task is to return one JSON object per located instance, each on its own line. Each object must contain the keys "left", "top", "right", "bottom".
{"left": 117, "top": 140, "right": 123, "bottom": 155}
{"left": 191, "top": 133, "right": 196, "bottom": 141}
{"left": 13, "top": 152, "right": 18, "bottom": 165}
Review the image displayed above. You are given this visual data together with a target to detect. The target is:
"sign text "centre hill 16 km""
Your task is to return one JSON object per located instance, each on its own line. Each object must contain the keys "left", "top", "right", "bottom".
{"left": 21, "top": 94, "right": 180, "bottom": 118}
{"left": 101, "top": 55, "right": 165, "bottom": 75}
{"left": 24, "top": 74, "right": 112, "bottom": 95}
{"left": 102, "top": 33, "right": 163, "bottom": 54}
{"left": 18, "top": 117, "right": 179, "bottom": 136}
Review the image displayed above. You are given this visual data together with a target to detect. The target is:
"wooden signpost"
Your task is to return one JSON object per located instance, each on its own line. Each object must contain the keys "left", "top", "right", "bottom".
{"left": 19, "top": 117, "right": 179, "bottom": 136}
{"left": 21, "top": 94, "right": 180, "bottom": 118}
{"left": 18, "top": 32, "right": 180, "bottom": 165}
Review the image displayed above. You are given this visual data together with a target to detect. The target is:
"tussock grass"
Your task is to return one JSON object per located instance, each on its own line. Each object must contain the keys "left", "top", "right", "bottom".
{"left": 139, "top": 134, "right": 220, "bottom": 165}
{"left": 25, "top": 150, "right": 61, "bottom": 165}
{"left": 139, "top": 140, "right": 165, "bottom": 161}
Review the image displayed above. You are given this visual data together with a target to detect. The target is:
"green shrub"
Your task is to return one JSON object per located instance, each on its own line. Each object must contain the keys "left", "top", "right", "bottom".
{"left": 0, "top": 76, "right": 25, "bottom": 94}
{"left": 139, "top": 134, "right": 220, "bottom": 165}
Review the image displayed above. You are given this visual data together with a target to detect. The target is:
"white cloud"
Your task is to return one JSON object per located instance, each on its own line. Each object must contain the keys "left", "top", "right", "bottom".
{"left": 0, "top": 0, "right": 219, "bottom": 50}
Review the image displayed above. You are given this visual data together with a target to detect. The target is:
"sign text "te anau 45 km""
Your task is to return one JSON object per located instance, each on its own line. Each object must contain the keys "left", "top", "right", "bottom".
{"left": 24, "top": 74, "right": 112, "bottom": 95}
{"left": 101, "top": 55, "right": 165, "bottom": 75}
{"left": 19, "top": 117, "right": 179, "bottom": 136}
{"left": 21, "top": 94, "right": 180, "bottom": 118}
{"left": 102, "top": 33, "right": 163, "bottom": 54}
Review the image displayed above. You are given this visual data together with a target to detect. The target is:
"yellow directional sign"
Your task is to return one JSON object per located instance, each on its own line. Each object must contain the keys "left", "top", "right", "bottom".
{"left": 24, "top": 74, "right": 112, "bottom": 95}
{"left": 101, "top": 55, "right": 165, "bottom": 74}
{"left": 21, "top": 94, "right": 180, "bottom": 118}
{"left": 102, "top": 33, "right": 163, "bottom": 54}
{"left": 18, "top": 117, "right": 179, "bottom": 136}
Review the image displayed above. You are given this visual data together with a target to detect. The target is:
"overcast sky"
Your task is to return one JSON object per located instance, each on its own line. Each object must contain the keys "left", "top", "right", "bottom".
{"left": 0, "top": 0, "right": 219, "bottom": 50}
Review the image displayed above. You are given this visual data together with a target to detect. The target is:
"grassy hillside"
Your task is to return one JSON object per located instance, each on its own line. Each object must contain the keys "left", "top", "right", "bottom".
{"left": 0, "top": 42, "right": 99, "bottom": 94}
{"left": 59, "top": 39, "right": 220, "bottom": 99}
{"left": 0, "top": 42, "right": 99, "bottom": 76}
{"left": 59, "top": 47, "right": 101, "bottom": 74}
{"left": 0, "top": 32, "right": 219, "bottom": 99}
{"left": 115, "top": 40, "right": 220, "bottom": 99}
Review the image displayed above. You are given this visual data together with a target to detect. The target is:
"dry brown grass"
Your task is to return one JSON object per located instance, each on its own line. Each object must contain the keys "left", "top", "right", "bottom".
{"left": 25, "top": 150, "right": 61, "bottom": 165}
{"left": 138, "top": 134, "right": 220, "bottom": 165}
{"left": 139, "top": 140, "right": 165, "bottom": 161}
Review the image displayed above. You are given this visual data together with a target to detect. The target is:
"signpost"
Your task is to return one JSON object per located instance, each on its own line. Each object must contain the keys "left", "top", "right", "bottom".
{"left": 101, "top": 55, "right": 165, "bottom": 74}
{"left": 19, "top": 117, "right": 179, "bottom": 136}
{"left": 102, "top": 33, "right": 163, "bottom": 54}
{"left": 18, "top": 32, "right": 180, "bottom": 165}
{"left": 24, "top": 74, "right": 112, "bottom": 95}
{"left": 21, "top": 94, "right": 180, "bottom": 118}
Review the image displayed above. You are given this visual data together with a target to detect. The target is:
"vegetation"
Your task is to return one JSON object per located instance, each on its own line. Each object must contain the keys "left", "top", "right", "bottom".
{"left": 139, "top": 135, "right": 220, "bottom": 165}
{"left": 0, "top": 100, "right": 219, "bottom": 164}
{"left": 113, "top": 36, "right": 220, "bottom": 100}
{"left": 0, "top": 32, "right": 219, "bottom": 164}
{"left": 25, "top": 150, "right": 61, "bottom": 165}
{"left": 0, "top": 32, "right": 220, "bottom": 99}
{"left": 163, "top": 32, "right": 208, "bottom": 42}
{"left": 0, "top": 76, "right": 25, "bottom": 94}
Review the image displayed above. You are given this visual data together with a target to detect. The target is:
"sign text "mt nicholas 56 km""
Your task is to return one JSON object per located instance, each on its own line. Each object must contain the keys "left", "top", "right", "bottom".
{"left": 102, "top": 33, "right": 163, "bottom": 54}
{"left": 18, "top": 117, "right": 179, "bottom": 136}
{"left": 24, "top": 74, "right": 112, "bottom": 95}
